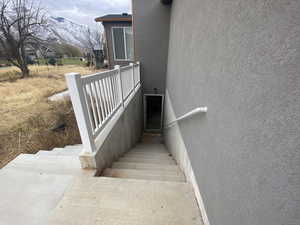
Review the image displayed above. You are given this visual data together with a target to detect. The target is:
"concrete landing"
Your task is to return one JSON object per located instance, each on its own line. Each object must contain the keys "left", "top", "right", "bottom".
{"left": 47, "top": 177, "right": 203, "bottom": 225}
{"left": 0, "top": 144, "right": 94, "bottom": 225}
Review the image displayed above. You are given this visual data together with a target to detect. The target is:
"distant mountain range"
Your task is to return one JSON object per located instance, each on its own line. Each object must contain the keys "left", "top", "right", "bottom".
{"left": 48, "top": 16, "right": 102, "bottom": 51}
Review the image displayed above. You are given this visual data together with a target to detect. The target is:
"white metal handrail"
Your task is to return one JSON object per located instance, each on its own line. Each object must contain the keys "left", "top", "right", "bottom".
{"left": 66, "top": 62, "right": 140, "bottom": 153}
{"left": 165, "top": 107, "right": 207, "bottom": 128}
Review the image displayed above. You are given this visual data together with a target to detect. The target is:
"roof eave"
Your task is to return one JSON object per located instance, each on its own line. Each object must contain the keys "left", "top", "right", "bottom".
{"left": 95, "top": 17, "right": 132, "bottom": 23}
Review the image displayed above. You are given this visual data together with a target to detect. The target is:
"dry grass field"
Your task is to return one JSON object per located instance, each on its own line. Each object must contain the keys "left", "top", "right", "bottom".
{"left": 0, "top": 65, "right": 103, "bottom": 168}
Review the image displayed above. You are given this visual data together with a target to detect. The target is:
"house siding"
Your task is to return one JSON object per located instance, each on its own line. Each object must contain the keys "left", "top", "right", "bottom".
{"left": 103, "top": 21, "right": 133, "bottom": 68}
{"left": 165, "top": 1, "right": 300, "bottom": 225}
{"left": 132, "top": 0, "right": 171, "bottom": 94}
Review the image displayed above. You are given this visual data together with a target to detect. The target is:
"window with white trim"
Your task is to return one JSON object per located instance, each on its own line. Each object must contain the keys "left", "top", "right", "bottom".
{"left": 112, "top": 27, "right": 134, "bottom": 61}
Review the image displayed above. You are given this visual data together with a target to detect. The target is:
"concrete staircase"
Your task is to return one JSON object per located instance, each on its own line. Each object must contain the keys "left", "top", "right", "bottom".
{"left": 47, "top": 135, "right": 204, "bottom": 225}
{"left": 0, "top": 144, "right": 95, "bottom": 225}
{"left": 102, "top": 143, "right": 185, "bottom": 182}
{"left": 0, "top": 135, "right": 203, "bottom": 225}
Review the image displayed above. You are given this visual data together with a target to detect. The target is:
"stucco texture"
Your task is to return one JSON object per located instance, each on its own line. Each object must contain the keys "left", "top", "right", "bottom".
{"left": 132, "top": 0, "right": 170, "bottom": 94}
{"left": 165, "top": 0, "right": 300, "bottom": 225}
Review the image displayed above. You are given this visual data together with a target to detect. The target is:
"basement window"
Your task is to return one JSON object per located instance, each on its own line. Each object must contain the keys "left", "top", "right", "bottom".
{"left": 144, "top": 95, "right": 164, "bottom": 131}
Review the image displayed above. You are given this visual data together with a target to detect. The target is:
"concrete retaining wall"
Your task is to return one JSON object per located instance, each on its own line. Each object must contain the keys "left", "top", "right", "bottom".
{"left": 84, "top": 88, "right": 143, "bottom": 171}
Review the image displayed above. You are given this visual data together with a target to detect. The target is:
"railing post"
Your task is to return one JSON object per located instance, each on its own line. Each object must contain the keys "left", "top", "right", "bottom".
{"left": 65, "top": 73, "right": 96, "bottom": 153}
{"left": 114, "top": 65, "right": 124, "bottom": 108}
{"left": 137, "top": 61, "right": 140, "bottom": 84}
{"left": 130, "top": 62, "right": 135, "bottom": 92}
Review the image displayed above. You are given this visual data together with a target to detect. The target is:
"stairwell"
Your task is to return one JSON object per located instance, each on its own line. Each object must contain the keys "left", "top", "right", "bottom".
{"left": 47, "top": 134, "right": 204, "bottom": 225}
{"left": 0, "top": 134, "right": 203, "bottom": 225}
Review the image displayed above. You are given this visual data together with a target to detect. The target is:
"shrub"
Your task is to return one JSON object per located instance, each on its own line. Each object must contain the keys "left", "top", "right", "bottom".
{"left": 48, "top": 58, "right": 57, "bottom": 66}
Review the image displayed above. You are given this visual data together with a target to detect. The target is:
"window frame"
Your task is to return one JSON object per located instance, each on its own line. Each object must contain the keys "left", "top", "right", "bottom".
{"left": 111, "top": 26, "right": 133, "bottom": 61}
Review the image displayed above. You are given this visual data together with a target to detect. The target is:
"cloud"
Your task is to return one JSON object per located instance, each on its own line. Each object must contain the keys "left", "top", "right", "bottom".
{"left": 41, "top": 0, "right": 131, "bottom": 28}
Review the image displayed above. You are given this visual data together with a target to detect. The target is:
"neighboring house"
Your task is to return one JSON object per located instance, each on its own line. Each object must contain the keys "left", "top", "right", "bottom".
{"left": 95, "top": 13, "right": 134, "bottom": 68}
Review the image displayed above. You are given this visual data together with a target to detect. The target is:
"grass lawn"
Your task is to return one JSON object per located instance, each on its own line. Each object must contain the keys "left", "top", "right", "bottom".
{"left": 0, "top": 65, "right": 104, "bottom": 168}
{"left": 37, "top": 57, "right": 86, "bottom": 66}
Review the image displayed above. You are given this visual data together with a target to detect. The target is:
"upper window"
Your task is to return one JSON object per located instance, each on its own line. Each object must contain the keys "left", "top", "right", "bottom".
{"left": 112, "top": 27, "right": 134, "bottom": 61}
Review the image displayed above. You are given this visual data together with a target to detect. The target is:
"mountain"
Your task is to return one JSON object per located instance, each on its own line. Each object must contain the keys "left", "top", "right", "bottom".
{"left": 48, "top": 16, "right": 102, "bottom": 51}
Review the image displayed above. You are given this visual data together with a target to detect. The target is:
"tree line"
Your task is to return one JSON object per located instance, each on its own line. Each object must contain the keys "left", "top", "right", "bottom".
{"left": 0, "top": 0, "right": 103, "bottom": 78}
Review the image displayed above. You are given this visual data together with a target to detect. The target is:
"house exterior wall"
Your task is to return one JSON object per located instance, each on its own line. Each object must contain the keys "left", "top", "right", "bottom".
{"left": 164, "top": 1, "right": 300, "bottom": 225}
{"left": 103, "top": 21, "right": 133, "bottom": 68}
{"left": 132, "top": 0, "right": 171, "bottom": 94}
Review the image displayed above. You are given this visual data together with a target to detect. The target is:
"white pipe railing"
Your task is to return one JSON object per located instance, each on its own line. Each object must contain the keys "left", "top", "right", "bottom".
{"left": 165, "top": 107, "right": 207, "bottom": 128}
{"left": 66, "top": 62, "right": 140, "bottom": 153}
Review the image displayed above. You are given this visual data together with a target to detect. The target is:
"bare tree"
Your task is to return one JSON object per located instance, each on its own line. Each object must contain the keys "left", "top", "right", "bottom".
{"left": 0, "top": 0, "right": 48, "bottom": 78}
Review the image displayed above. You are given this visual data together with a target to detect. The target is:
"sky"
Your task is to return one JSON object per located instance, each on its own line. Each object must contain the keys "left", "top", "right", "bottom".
{"left": 41, "top": 0, "right": 131, "bottom": 28}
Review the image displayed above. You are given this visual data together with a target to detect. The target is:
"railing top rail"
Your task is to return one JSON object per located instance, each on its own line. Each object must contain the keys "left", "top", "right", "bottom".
{"left": 120, "top": 65, "right": 132, "bottom": 72}
{"left": 81, "top": 69, "right": 118, "bottom": 84}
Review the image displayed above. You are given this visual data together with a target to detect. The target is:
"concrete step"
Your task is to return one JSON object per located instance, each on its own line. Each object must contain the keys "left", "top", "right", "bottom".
{"left": 102, "top": 168, "right": 185, "bottom": 182}
{"left": 118, "top": 156, "right": 176, "bottom": 165}
{"left": 64, "top": 145, "right": 83, "bottom": 149}
{"left": 51, "top": 148, "right": 82, "bottom": 154}
{"left": 3, "top": 154, "right": 82, "bottom": 175}
{"left": 48, "top": 177, "right": 203, "bottom": 225}
{"left": 0, "top": 169, "right": 75, "bottom": 225}
{"left": 125, "top": 152, "right": 173, "bottom": 159}
{"left": 111, "top": 162, "right": 180, "bottom": 172}
{"left": 129, "top": 150, "right": 168, "bottom": 155}
{"left": 132, "top": 143, "right": 167, "bottom": 151}
{"left": 126, "top": 150, "right": 171, "bottom": 156}
{"left": 36, "top": 150, "right": 80, "bottom": 156}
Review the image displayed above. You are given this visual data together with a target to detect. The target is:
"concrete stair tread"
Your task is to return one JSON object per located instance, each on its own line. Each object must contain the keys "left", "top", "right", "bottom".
{"left": 37, "top": 150, "right": 80, "bottom": 156}
{"left": 111, "top": 161, "right": 180, "bottom": 171}
{"left": 48, "top": 176, "right": 203, "bottom": 225}
{"left": 64, "top": 145, "right": 83, "bottom": 149}
{"left": 132, "top": 143, "right": 167, "bottom": 150}
{"left": 52, "top": 148, "right": 82, "bottom": 153}
{"left": 118, "top": 156, "right": 176, "bottom": 165}
{"left": 102, "top": 168, "right": 185, "bottom": 182}
{"left": 129, "top": 150, "right": 169, "bottom": 155}
{"left": 3, "top": 154, "right": 82, "bottom": 175}
{"left": 0, "top": 169, "right": 75, "bottom": 225}
{"left": 124, "top": 152, "right": 173, "bottom": 159}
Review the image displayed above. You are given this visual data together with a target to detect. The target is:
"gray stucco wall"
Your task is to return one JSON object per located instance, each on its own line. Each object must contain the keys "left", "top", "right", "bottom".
{"left": 94, "top": 88, "right": 143, "bottom": 171}
{"left": 165, "top": 1, "right": 300, "bottom": 225}
{"left": 132, "top": 0, "right": 170, "bottom": 94}
{"left": 103, "top": 21, "right": 133, "bottom": 68}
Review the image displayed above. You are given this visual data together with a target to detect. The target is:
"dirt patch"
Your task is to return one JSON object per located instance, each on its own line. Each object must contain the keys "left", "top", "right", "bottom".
{"left": 0, "top": 65, "right": 104, "bottom": 168}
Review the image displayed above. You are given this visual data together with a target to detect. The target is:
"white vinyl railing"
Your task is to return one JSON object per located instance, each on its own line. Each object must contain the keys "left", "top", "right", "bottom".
{"left": 66, "top": 62, "right": 140, "bottom": 153}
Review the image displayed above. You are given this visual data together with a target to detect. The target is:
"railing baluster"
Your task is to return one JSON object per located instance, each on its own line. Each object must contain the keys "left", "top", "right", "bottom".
{"left": 103, "top": 78, "right": 112, "bottom": 115}
{"left": 110, "top": 75, "right": 116, "bottom": 108}
{"left": 82, "top": 85, "right": 96, "bottom": 131}
{"left": 115, "top": 65, "right": 124, "bottom": 108}
{"left": 95, "top": 81, "right": 105, "bottom": 122}
{"left": 87, "top": 83, "right": 99, "bottom": 129}
{"left": 91, "top": 82, "right": 102, "bottom": 126}
{"left": 130, "top": 63, "right": 135, "bottom": 92}
{"left": 106, "top": 76, "right": 114, "bottom": 111}
{"left": 99, "top": 79, "right": 109, "bottom": 117}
